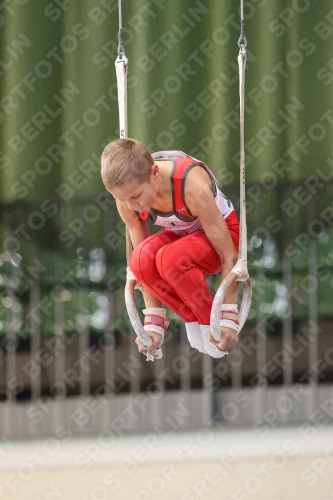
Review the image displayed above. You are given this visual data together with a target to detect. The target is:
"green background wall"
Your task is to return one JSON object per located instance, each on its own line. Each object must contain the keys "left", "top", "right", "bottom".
{"left": 0, "top": 0, "right": 333, "bottom": 202}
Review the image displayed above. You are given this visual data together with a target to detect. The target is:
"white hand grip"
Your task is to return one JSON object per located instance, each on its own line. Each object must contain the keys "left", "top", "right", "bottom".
{"left": 125, "top": 279, "right": 163, "bottom": 361}
{"left": 210, "top": 260, "right": 252, "bottom": 342}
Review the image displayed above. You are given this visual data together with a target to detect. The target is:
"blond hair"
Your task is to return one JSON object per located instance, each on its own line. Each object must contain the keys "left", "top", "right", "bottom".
{"left": 101, "top": 138, "right": 153, "bottom": 190}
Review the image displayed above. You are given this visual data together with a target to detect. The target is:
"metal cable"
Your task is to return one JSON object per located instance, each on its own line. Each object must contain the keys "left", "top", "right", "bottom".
{"left": 118, "top": 0, "right": 125, "bottom": 57}
{"left": 238, "top": 0, "right": 247, "bottom": 47}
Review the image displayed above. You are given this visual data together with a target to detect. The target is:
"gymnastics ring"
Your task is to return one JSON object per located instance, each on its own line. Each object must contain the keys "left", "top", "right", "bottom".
{"left": 125, "top": 278, "right": 163, "bottom": 361}
{"left": 210, "top": 259, "right": 252, "bottom": 342}
{"left": 115, "top": 4, "right": 162, "bottom": 362}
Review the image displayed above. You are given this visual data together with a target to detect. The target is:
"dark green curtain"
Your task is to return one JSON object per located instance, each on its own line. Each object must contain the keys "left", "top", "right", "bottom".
{"left": 0, "top": 0, "right": 332, "bottom": 202}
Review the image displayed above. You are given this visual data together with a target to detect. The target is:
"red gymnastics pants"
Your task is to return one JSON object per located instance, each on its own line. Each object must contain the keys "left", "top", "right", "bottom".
{"left": 130, "top": 210, "right": 240, "bottom": 325}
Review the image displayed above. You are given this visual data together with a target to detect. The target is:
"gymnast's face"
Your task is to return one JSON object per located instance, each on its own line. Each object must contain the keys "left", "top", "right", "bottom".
{"left": 110, "top": 165, "right": 159, "bottom": 212}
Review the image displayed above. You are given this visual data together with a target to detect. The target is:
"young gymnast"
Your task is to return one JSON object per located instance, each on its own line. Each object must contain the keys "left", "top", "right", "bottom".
{"left": 101, "top": 138, "right": 240, "bottom": 359}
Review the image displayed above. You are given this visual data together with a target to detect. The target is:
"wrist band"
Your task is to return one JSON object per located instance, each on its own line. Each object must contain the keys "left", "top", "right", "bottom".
{"left": 220, "top": 304, "right": 239, "bottom": 333}
{"left": 142, "top": 308, "right": 169, "bottom": 341}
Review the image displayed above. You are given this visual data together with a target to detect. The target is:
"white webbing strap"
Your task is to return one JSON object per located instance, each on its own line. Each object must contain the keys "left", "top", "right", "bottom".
{"left": 238, "top": 45, "right": 247, "bottom": 263}
{"left": 115, "top": 56, "right": 128, "bottom": 140}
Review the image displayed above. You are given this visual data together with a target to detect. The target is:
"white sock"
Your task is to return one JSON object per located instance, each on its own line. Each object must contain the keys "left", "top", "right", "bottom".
{"left": 200, "top": 325, "right": 228, "bottom": 359}
{"left": 185, "top": 322, "right": 208, "bottom": 354}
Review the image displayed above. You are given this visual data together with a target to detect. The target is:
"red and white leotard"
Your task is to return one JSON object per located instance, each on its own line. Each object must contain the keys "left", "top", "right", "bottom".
{"left": 130, "top": 151, "right": 240, "bottom": 329}
{"left": 135, "top": 151, "right": 234, "bottom": 236}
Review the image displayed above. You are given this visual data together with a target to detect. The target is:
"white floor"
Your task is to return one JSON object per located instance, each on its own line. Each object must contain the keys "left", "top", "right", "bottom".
{"left": 0, "top": 425, "right": 332, "bottom": 500}
{"left": 0, "top": 423, "right": 331, "bottom": 468}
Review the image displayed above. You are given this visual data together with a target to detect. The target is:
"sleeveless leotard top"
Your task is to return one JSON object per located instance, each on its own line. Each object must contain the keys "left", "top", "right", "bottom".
{"left": 135, "top": 151, "right": 234, "bottom": 236}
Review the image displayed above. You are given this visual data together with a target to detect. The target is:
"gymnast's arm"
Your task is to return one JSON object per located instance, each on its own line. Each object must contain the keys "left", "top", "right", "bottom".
{"left": 116, "top": 199, "right": 149, "bottom": 246}
{"left": 184, "top": 168, "right": 239, "bottom": 351}
{"left": 184, "top": 167, "right": 239, "bottom": 303}
{"left": 116, "top": 200, "right": 162, "bottom": 309}
{"left": 116, "top": 200, "right": 164, "bottom": 356}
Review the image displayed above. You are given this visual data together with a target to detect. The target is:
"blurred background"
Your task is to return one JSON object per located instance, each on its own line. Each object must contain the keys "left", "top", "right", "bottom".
{"left": 0, "top": 0, "right": 333, "bottom": 498}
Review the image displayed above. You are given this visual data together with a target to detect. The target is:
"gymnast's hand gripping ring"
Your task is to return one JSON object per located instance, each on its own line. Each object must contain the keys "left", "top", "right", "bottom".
{"left": 210, "top": 259, "right": 252, "bottom": 342}
{"left": 125, "top": 278, "right": 163, "bottom": 361}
